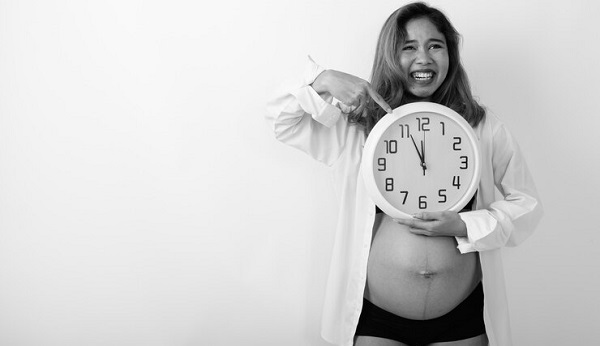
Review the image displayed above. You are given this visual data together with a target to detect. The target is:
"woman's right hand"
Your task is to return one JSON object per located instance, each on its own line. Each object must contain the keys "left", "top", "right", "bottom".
{"left": 311, "top": 69, "right": 393, "bottom": 118}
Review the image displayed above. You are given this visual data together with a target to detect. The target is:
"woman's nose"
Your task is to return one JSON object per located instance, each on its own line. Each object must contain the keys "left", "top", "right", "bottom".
{"left": 415, "top": 48, "right": 432, "bottom": 64}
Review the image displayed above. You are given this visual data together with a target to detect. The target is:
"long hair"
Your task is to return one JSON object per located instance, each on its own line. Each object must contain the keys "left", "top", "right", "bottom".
{"left": 352, "top": 2, "right": 486, "bottom": 135}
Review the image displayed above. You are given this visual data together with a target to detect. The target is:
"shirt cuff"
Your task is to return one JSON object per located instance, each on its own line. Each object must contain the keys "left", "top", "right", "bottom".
{"left": 456, "top": 210, "right": 498, "bottom": 254}
{"left": 289, "top": 56, "right": 342, "bottom": 128}
{"left": 455, "top": 236, "right": 476, "bottom": 254}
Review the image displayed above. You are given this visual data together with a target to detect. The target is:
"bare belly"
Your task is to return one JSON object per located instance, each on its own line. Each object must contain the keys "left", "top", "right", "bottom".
{"left": 365, "top": 214, "right": 481, "bottom": 320}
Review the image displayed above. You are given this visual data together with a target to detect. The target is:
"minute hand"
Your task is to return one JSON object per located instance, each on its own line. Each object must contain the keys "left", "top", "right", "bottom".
{"left": 421, "top": 131, "right": 427, "bottom": 174}
{"left": 410, "top": 134, "right": 424, "bottom": 164}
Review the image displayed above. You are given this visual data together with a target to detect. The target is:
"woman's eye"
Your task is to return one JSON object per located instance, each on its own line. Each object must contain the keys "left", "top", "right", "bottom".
{"left": 402, "top": 46, "right": 416, "bottom": 51}
{"left": 429, "top": 44, "right": 443, "bottom": 50}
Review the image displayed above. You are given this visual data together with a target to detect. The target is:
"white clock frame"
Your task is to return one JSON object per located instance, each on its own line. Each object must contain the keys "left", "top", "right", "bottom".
{"left": 361, "top": 102, "right": 482, "bottom": 219}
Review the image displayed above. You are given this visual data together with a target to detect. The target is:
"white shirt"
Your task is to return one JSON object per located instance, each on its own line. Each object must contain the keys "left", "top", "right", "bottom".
{"left": 265, "top": 57, "right": 543, "bottom": 346}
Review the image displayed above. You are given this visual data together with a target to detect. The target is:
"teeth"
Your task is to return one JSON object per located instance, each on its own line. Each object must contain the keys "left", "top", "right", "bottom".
{"left": 412, "top": 72, "right": 433, "bottom": 80}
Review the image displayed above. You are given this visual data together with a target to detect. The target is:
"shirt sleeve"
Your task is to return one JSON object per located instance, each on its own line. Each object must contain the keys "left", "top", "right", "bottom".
{"left": 455, "top": 122, "right": 543, "bottom": 253}
{"left": 265, "top": 56, "right": 355, "bottom": 166}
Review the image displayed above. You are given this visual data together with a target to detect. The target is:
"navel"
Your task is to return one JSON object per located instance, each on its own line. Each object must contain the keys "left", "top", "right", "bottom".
{"left": 418, "top": 270, "right": 436, "bottom": 279}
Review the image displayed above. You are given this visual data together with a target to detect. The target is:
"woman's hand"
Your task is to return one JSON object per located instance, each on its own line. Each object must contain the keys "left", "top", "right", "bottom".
{"left": 394, "top": 211, "right": 468, "bottom": 237}
{"left": 311, "top": 69, "right": 393, "bottom": 117}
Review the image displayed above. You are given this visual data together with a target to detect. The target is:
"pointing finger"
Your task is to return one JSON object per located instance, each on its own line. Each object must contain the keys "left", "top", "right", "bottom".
{"left": 366, "top": 86, "right": 393, "bottom": 114}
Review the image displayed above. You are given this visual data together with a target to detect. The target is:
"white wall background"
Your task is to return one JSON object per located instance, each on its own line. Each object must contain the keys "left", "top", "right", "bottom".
{"left": 1, "top": 0, "right": 599, "bottom": 345}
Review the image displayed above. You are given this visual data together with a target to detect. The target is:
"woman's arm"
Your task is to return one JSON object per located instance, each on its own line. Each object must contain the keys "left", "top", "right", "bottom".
{"left": 394, "top": 118, "right": 543, "bottom": 253}
{"left": 455, "top": 121, "right": 543, "bottom": 253}
{"left": 265, "top": 57, "right": 351, "bottom": 166}
{"left": 312, "top": 69, "right": 392, "bottom": 118}
{"left": 266, "top": 57, "right": 390, "bottom": 166}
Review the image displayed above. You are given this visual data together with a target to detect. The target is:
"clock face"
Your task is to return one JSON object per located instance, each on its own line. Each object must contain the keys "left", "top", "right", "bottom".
{"left": 362, "top": 102, "right": 481, "bottom": 219}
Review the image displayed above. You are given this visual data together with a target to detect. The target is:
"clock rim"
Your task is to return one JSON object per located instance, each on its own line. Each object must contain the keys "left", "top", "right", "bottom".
{"left": 361, "top": 102, "right": 482, "bottom": 219}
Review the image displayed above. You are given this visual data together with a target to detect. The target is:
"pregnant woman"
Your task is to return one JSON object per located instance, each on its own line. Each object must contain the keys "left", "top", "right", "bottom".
{"left": 266, "top": 3, "right": 542, "bottom": 346}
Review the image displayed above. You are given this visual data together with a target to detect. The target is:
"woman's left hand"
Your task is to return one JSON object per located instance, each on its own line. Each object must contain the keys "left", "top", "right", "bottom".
{"left": 394, "top": 211, "right": 467, "bottom": 237}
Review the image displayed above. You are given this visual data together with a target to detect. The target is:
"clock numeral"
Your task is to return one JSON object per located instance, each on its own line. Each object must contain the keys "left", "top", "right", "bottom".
{"left": 452, "top": 175, "right": 461, "bottom": 189}
{"left": 385, "top": 178, "right": 394, "bottom": 191}
{"left": 377, "top": 158, "right": 386, "bottom": 171}
{"left": 384, "top": 140, "right": 397, "bottom": 154}
{"left": 438, "top": 189, "right": 447, "bottom": 203}
{"left": 399, "top": 124, "right": 410, "bottom": 138}
{"left": 440, "top": 121, "right": 445, "bottom": 135}
{"left": 459, "top": 156, "right": 468, "bottom": 169}
{"left": 400, "top": 191, "right": 408, "bottom": 204}
{"left": 453, "top": 137, "right": 462, "bottom": 151}
{"left": 417, "top": 117, "right": 430, "bottom": 132}
{"left": 419, "top": 196, "right": 428, "bottom": 210}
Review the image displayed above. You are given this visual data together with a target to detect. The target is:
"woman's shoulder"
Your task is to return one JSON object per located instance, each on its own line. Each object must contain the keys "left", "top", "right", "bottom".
{"left": 478, "top": 109, "right": 503, "bottom": 128}
{"left": 475, "top": 110, "right": 526, "bottom": 161}
{"left": 475, "top": 110, "right": 511, "bottom": 138}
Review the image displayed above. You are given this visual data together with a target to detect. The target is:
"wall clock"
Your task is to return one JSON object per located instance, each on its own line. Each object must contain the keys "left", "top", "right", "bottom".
{"left": 362, "top": 102, "right": 481, "bottom": 219}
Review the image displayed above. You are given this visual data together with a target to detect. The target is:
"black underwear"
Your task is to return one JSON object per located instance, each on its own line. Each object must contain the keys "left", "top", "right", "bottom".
{"left": 355, "top": 282, "right": 486, "bottom": 345}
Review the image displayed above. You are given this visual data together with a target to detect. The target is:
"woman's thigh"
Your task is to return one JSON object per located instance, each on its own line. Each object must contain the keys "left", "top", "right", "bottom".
{"left": 430, "top": 333, "right": 488, "bottom": 346}
{"left": 354, "top": 334, "right": 488, "bottom": 346}
{"left": 354, "top": 335, "right": 407, "bottom": 346}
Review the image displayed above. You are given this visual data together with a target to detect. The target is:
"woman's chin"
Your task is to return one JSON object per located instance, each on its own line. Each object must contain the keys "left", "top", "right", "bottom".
{"left": 405, "top": 90, "right": 434, "bottom": 102}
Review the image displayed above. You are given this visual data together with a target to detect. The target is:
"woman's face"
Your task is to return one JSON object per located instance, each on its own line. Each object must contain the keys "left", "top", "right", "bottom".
{"left": 400, "top": 17, "right": 449, "bottom": 99}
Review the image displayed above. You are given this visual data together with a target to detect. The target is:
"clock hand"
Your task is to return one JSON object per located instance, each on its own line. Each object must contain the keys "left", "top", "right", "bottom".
{"left": 410, "top": 134, "right": 425, "bottom": 170}
{"left": 421, "top": 131, "right": 427, "bottom": 175}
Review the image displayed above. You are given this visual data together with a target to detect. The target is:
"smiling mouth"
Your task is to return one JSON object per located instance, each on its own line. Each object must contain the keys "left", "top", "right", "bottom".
{"left": 411, "top": 71, "right": 435, "bottom": 81}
